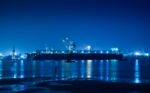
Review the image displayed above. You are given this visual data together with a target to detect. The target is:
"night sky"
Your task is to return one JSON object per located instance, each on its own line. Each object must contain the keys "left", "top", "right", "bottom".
{"left": 0, "top": 0, "right": 150, "bottom": 53}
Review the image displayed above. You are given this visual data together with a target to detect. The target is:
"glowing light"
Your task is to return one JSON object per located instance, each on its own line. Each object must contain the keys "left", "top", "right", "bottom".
{"left": 110, "top": 60, "right": 118, "bottom": 81}
{"left": 20, "top": 55, "right": 26, "bottom": 59}
{"left": 134, "top": 51, "right": 149, "bottom": 57}
{"left": 86, "top": 60, "right": 92, "bottom": 78}
{"left": 13, "top": 62, "right": 17, "bottom": 78}
{"left": 106, "top": 51, "right": 109, "bottom": 54}
{"left": 134, "top": 59, "right": 140, "bottom": 83}
{"left": 73, "top": 51, "right": 77, "bottom": 53}
{"left": 0, "top": 61, "right": 2, "bottom": 79}
{"left": 111, "top": 59, "right": 118, "bottom": 62}
{"left": 99, "top": 60, "right": 104, "bottom": 80}
{"left": 80, "top": 60, "right": 85, "bottom": 78}
{"left": 0, "top": 53, "right": 3, "bottom": 56}
{"left": 32, "top": 51, "right": 36, "bottom": 53}
{"left": 111, "top": 48, "right": 119, "bottom": 52}
{"left": 144, "top": 53, "right": 149, "bottom": 57}
{"left": 14, "top": 52, "right": 18, "bottom": 56}
{"left": 134, "top": 52, "right": 141, "bottom": 56}
{"left": 86, "top": 45, "right": 92, "bottom": 51}
{"left": 20, "top": 60, "right": 24, "bottom": 78}
{"left": 65, "top": 37, "right": 69, "bottom": 40}
{"left": 105, "top": 61, "right": 109, "bottom": 81}
{"left": 20, "top": 75, "right": 24, "bottom": 78}
{"left": 81, "top": 51, "right": 84, "bottom": 53}
{"left": 61, "top": 51, "right": 65, "bottom": 53}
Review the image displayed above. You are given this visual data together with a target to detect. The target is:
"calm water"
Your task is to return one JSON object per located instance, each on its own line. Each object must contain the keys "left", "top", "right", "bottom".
{"left": 0, "top": 58, "right": 150, "bottom": 83}
{"left": 0, "top": 58, "right": 150, "bottom": 92}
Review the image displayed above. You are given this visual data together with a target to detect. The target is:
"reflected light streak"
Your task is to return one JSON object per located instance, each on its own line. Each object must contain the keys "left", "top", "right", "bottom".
{"left": 86, "top": 60, "right": 92, "bottom": 78}
{"left": 0, "top": 53, "right": 3, "bottom": 56}
{"left": 32, "top": 61, "right": 36, "bottom": 78}
{"left": 0, "top": 60, "right": 2, "bottom": 79}
{"left": 86, "top": 45, "right": 91, "bottom": 50}
{"left": 105, "top": 61, "right": 109, "bottom": 81}
{"left": 62, "top": 62, "right": 71, "bottom": 79}
{"left": 110, "top": 60, "right": 118, "bottom": 81}
{"left": 81, "top": 60, "right": 85, "bottom": 78}
{"left": 99, "top": 60, "right": 104, "bottom": 80}
{"left": 13, "top": 62, "right": 17, "bottom": 78}
{"left": 20, "top": 60, "right": 24, "bottom": 78}
{"left": 134, "top": 59, "right": 141, "bottom": 83}
{"left": 71, "top": 62, "right": 77, "bottom": 78}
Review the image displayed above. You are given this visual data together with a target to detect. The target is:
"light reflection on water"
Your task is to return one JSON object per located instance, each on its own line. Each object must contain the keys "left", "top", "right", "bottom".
{"left": 80, "top": 60, "right": 85, "bottom": 78}
{"left": 20, "top": 60, "right": 24, "bottom": 78}
{"left": 134, "top": 59, "right": 140, "bottom": 83}
{"left": 0, "top": 60, "right": 2, "bottom": 79}
{"left": 110, "top": 60, "right": 118, "bottom": 81}
{"left": 32, "top": 61, "right": 36, "bottom": 78}
{"left": 0, "top": 59, "right": 150, "bottom": 83}
{"left": 105, "top": 60, "right": 110, "bottom": 81}
{"left": 99, "top": 60, "right": 104, "bottom": 80}
{"left": 13, "top": 62, "right": 17, "bottom": 78}
{"left": 86, "top": 60, "right": 92, "bottom": 78}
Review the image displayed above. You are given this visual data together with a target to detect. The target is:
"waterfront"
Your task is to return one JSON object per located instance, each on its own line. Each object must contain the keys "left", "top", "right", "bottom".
{"left": 0, "top": 58, "right": 150, "bottom": 92}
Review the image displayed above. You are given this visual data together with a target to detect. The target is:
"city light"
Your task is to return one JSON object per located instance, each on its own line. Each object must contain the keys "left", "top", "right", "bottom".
{"left": 87, "top": 60, "right": 92, "bottom": 78}
{"left": 111, "top": 48, "right": 119, "bottom": 52}
{"left": 144, "top": 53, "right": 149, "bottom": 57}
{"left": 86, "top": 45, "right": 92, "bottom": 51}
{"left": 0, "top": 53, "right": 3, "bottom": 56}
{"left": 134, "top": 51, "right": 149, "bottom": 57}
{"left": 106, "top": 51, "right": 109, "bottom": 54}
{"left": 81, "top": 51, "right": 84, "bottom": 54}
{"left": 134, "top": 59, "right": 140, "bottom": 83}
{"left": 134, "top": 52, "right": 141, "bottom": 56}
{"left": 61, "top": 51, "right": 65, "bottom": 54}
{"left": 20, "top": 54, "right": 26, "bottom": 59}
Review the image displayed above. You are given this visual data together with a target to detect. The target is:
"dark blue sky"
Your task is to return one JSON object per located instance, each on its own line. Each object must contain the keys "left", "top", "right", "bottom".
{"left": 0, "top": 0, "right": 150, "bottom": 53}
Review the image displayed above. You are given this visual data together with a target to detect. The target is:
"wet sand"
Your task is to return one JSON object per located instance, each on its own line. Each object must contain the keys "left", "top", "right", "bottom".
{"left": 0, "top": 78, "right": 150, "bottom": 93}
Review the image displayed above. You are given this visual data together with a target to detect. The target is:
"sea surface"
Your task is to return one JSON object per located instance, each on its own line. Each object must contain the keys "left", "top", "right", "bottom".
{"left": 0, "top": 58, "right": 150, "bottom": 93}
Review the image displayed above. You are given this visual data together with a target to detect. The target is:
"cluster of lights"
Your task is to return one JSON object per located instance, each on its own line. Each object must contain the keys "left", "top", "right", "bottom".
{"left": 145, "top": 53, "right": 149, "bottom": 56}
{"left": 111, "top": 48, "right": 119, "bottom": 52}
{"left": 134, "top": 51, "right": 149, "bottom": 57}
{"left": 134, "top": 52, "right": 141, "bottom": 56}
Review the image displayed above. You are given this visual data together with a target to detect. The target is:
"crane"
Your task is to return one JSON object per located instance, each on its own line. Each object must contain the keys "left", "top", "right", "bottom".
{"left": 62, "top": 37, "right": 76, "bottom": 53}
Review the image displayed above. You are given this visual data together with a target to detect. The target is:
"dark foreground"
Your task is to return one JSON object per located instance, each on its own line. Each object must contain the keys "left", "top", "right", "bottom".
{"left": 0, "top": 78, "right": 150, "bottom": 93}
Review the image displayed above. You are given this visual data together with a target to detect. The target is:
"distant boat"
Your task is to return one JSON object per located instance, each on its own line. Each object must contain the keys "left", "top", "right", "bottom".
{"left": 27, "top": 37, "right": 123, "bottom": 61}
